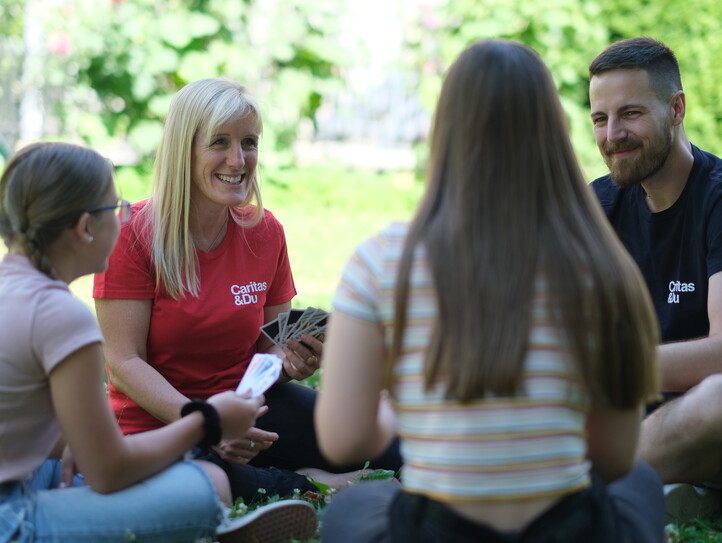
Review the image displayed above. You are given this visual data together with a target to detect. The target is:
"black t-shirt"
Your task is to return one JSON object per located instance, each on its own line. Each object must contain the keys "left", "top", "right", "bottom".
{"left": 591, "top": 144, "right": 722, "bottom": 343}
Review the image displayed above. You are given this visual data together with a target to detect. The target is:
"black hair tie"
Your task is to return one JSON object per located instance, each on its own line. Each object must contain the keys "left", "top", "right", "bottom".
{"left": 180, "top": 399, "right": 222, "bottom": 451}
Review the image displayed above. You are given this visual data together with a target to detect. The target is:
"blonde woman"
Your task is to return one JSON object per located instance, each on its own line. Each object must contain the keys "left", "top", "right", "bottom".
{"left": 316, "top": 40, "right": 665, "bottom": 542}
{"left": 93, "top": 78, "right": 401, "bottom": 502}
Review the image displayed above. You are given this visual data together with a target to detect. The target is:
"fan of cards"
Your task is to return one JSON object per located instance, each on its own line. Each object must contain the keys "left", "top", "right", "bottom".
{"left": 259, "top": 306, "right": 329, "bottom": 349}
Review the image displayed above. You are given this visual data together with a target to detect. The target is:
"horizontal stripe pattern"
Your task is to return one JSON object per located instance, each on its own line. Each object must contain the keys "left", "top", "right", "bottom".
{"left": 333, "top": 222, "right": 591, "bottom": 503}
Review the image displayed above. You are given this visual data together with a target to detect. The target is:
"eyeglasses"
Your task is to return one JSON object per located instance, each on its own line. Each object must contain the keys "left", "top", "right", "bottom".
{"left": 88, "top": 199, "right": 132, "bottom": 224}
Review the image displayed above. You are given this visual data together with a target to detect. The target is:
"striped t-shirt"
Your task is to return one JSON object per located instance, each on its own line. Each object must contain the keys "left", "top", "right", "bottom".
{"left": 333, "top": 222, "right": 591, "bottom": 503}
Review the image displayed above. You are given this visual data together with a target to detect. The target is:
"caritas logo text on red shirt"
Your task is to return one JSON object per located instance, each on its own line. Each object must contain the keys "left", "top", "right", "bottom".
{"left": 231, "top": 281, "right": 268, "bottom": 306}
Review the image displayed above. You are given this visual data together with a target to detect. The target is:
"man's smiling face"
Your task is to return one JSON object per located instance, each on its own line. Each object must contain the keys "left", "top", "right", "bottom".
{"left": 590, "top": 68, "right": 674, "bottom": 188}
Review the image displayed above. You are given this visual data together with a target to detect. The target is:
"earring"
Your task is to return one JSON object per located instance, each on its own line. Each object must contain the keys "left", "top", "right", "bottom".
{"left": 87, "top": 235, "right": 94, "bottom": 243}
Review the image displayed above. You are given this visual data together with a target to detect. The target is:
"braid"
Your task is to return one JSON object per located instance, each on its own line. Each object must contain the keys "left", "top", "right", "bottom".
{"left": 0, "top": 208, "right": 10, "bottom": 249}
{"left": 18, "top": 226, "right": 56, "bottom": 278}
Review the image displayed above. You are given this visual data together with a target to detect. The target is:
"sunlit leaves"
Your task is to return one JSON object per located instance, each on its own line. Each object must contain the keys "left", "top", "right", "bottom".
{"left": 156, "top": 11, "right": 220, "bottom": 49}
{"left": 400, "top": 0, "right": 722, "bottom": 179}
{"left": 0, "top": 0, "right": 351, "bottom": 167}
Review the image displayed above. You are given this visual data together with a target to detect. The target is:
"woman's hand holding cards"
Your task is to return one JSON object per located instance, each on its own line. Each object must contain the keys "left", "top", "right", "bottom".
{"left": 259, "top": 306, "right": 328, "bottom": 381}
{"left": 282, "top": 333, "right": 324, "bottom": 381}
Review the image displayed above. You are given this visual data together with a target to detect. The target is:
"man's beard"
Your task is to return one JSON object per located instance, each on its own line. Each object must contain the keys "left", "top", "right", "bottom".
{"left": 604, "top": 121, "right": 673, "bottom": 189}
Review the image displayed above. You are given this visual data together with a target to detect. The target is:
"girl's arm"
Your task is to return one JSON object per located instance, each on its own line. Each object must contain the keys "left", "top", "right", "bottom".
{"left": 315, "top": 310, "right": 396, "bottom": 465}
{"left": 50, "top": 342, "right": 262, "bottom": 494}
{"left": 585, "top": 403, "right": 643, "bottom": 483}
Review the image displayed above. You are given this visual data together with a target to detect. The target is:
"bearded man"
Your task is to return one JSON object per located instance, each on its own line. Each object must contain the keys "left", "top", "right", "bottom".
{"left": 589, "top": 37, "right": 722, "bottom": 520}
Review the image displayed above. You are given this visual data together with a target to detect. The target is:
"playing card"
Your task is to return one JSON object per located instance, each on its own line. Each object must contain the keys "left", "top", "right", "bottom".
{"left": 291, "top": 308, "right": 328, "bottom": 341}
{"left": 277, "top": 310, "right": 290, "bottom": 341}
{"left": 235, "top": 353, "right": 282, "bottom": 398}
{"left": 281, "top": 308, "right": 305, "bottom": 343}
{"left": 260, "top": 319, "right": 282, "bottom": 348}
{"left": 291, "top": 307, "right": 321, "bottom": 335}
{"left": 305, "top": 313, "right": 328, "bottom": 340}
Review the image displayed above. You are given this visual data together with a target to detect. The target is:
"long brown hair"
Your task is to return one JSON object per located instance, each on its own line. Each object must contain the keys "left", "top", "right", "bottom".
{"left": 390, "top": 40, "right": 660, "bottom": 408}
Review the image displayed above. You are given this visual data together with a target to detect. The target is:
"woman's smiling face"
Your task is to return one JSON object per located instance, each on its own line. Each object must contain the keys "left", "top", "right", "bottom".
{"left": 190, "top": 113, "right": 260, "bottom": 210}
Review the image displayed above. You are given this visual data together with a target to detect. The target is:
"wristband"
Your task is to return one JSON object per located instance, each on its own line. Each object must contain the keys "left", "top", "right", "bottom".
{"left": 281, "top": 365, "right": 293, "bottom": 380}
{"left": 180, "top": 399, "right": 222, "bottom": 451}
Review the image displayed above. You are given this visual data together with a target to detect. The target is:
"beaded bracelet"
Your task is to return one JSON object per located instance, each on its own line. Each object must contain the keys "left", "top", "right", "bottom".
{"left": 180, "top": 399, "right": 222, "bottom": 451}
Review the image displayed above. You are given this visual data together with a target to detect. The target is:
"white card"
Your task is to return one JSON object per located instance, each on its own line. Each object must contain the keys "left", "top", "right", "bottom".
{"left": 235, "top": 353, "right": 282, "bottom": 398}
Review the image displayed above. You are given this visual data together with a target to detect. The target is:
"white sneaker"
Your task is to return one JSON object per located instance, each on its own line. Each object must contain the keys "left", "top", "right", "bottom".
{"left": 664, "top": 483, "right": 722, "bottom": 523}
{"left": 216, "top": 499, "right": 317, "bottom": 543}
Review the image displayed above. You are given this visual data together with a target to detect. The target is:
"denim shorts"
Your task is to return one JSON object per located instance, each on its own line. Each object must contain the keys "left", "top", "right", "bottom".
{"left": 0, "top": 459, "right": 222, "bottom": 543}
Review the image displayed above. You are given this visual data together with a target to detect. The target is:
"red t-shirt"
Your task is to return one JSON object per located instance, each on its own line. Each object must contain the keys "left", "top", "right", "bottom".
{"left": 93, "top": 201, "right": 296, "bottom": 433}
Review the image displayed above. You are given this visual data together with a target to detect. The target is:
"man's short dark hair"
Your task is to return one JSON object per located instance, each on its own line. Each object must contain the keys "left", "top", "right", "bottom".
{"left": 589, "top": 37, "right": 682, "bottom": 100}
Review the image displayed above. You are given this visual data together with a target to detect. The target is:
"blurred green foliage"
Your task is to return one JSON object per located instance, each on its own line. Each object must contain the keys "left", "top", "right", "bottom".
{"left": 2, "top": 0, "right": 353, "bottom": 169}
{"left": 2, "top": 0, "right": 722, "bottom": 184}
{"left": 399, "top": 0, "right": 722, "bottom": 180}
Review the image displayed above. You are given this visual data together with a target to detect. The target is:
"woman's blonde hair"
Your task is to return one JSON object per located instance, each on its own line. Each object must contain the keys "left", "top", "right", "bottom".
{"left": 0, "top": 142, "right": 113, "bottom": 278}
{"left": 390, "top": 40, "right": 660, "bottom": 409}
{"left": 145, "top": 78, "right": 264, "bottom": 298}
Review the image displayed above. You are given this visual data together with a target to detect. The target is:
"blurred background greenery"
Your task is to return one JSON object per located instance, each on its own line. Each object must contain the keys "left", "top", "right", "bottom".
{"left": 2, "top": 0, "right": 722, "bottom": 312}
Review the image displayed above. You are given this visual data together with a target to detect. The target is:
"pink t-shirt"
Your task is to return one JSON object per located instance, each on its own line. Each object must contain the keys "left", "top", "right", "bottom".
{"left": 93, "top": 202, "right": 296, "bottom": 434}
{"left": 0, "top": 254, "right": 103, "bottom": 482}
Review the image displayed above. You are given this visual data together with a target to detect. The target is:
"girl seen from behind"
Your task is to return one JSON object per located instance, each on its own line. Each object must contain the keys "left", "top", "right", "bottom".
{"left": 315, "top": 39, "right": 665, "bottom": 543}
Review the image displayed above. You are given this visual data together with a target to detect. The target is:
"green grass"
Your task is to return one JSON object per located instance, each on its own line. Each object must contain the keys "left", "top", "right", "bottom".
{"left": 668, "top": 517, "right": 722, "bottom": 542}
{"left": 260, "top": 165, "right": 422, "bottom": 310}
